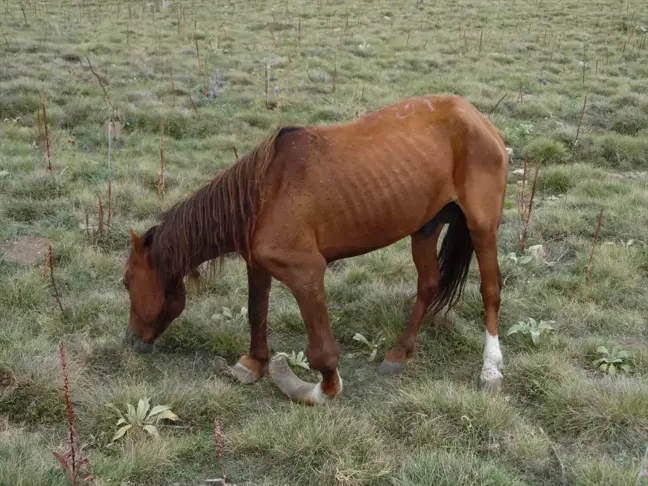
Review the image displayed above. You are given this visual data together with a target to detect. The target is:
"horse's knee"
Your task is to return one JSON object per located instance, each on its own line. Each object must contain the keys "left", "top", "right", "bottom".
{"left": 418, "top": 279, "right": 439, "bottom": 302}
{"left": 306, "top": 340, "right": 339, "bottom": 374}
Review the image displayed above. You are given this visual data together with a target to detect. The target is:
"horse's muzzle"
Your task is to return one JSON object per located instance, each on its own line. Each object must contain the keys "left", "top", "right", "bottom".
{"left": 124, "top": 328, "right": 155, "bottom": 355}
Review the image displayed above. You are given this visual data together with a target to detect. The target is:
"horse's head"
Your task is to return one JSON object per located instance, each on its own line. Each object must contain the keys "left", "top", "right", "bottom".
{"left": 122, "top": 227, "right": 186, "bottom": 354}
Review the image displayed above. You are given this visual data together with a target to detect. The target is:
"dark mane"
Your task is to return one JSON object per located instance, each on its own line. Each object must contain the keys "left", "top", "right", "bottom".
{"left": 144, "top": 126, "right": 299, "bottom": 280}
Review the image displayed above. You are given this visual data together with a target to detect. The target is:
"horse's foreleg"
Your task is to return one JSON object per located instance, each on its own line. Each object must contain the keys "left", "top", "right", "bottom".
{"left": 266, "top": 254, "right": 343, "bottom": 405}
{"left": 380, "top": 226, "right": 443, "bottom": 374}
{"left": 229, "top": 265, "right": 272, "bottom": 384}
{"left": 470, "top": 228, "right": 504, "bottom": 393}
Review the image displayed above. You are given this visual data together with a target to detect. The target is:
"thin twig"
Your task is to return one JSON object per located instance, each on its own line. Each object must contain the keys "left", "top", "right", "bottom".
{"left": 586, "top": 207, "right": 604, "bottom": 285}
{"left": 45, "top": 247, "right": 66, "bottom": 315}
{"left": 573, "top": 94, "right": 587, "bottom": 147}
{"left": 41, "top": 94, "right": 53, "bottom": 172}
{"left": 488, "top": 93, "right": 507, "bottom": 116}
{"left": 86, "top": 56, "right": 115, "bottom": 114}
{"left": 107, "top": 118, "right": 113, "bottom": 229}
{"left": 189, "top": 94, "right": 200, "bottom": 119}
{"left": 267, "top": 22, "right": 277, "bottom": 47}
{"left": 520, "top": 166, "right": 539, "bottom": 252}
{"left": 519, "top": 154, "right": 529, "bottom": 220}
{"left": 157, "top": 120, "right": 166, "bottom": 199}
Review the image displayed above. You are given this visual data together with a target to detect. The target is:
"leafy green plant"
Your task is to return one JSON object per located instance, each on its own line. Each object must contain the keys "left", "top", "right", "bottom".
{"left": 506, "top": 318, "right": 555, "bottom": 346}
{"left": 592, "top": 346, "right": 631, "bottom": 375}
{"left": 275, "top": 351, "right": 310, "bottom": 370}
{"left": 105, "top": 398, "right": 179, "bottom": 445}
{"left": 212, "top": 306, "right": 247, "bottom": 321}
{"left": 352, "top": 332, "right": 384, "bottom": 362}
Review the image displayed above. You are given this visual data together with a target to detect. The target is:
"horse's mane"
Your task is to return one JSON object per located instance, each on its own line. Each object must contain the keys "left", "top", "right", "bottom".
{"left": 143, "top": 126, "right": 294, "bottom": 280}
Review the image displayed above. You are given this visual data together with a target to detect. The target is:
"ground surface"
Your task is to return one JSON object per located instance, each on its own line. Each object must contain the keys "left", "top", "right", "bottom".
{"left": 1, "top": 0, "right": 648, "bottom": 485}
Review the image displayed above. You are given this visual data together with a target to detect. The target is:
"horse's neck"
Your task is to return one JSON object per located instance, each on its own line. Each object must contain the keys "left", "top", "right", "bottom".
{"left": 185, "top": 232, "right": 235, "bottom": 274}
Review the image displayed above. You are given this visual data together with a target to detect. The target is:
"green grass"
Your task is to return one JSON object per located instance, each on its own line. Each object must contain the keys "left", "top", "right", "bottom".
{"left": 2, "top": 0, "right": 648, "bottom": 484}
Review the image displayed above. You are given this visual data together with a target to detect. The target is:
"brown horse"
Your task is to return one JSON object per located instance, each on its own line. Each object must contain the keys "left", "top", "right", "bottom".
{"left": 123, "top": 94, "right": 509, "bottom": 405}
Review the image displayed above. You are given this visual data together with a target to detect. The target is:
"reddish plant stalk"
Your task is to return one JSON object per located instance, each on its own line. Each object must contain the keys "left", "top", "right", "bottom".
{"left": 214, "top": 418, "right": 227, "bottom": 482}
{"left": 42, "top": 97, "right": 53, "bottom": 171}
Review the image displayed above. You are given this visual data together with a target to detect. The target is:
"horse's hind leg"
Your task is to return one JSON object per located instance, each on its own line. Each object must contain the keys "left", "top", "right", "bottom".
{"left": 469, "top": 225, "right": 504, "bottom": 393}
{"left": 460, "top": 170, "right": 506, "bottom": 393}
{"left": 379, "top": 225, "right": 443, "bottom": 375}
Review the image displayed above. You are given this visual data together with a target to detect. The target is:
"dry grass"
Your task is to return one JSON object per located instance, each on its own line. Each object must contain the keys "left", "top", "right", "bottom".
{"left": 1, "top": 0, "right": 648, "bottom": 484}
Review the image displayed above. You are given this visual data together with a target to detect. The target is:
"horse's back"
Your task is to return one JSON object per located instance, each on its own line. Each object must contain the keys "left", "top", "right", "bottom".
{"left": 256, "top": 95, "right": 508, "bottom": 261}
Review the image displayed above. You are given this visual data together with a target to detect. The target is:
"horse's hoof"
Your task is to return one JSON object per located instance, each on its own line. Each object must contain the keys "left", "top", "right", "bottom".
{"left": 481, "top": 376, "right": 503, "bottom": 395}
{"left": 229, "top": 362, "right": 262, "bottom": 384}
{"left": 379, "top": 359, "right": 405, "bottom": 375}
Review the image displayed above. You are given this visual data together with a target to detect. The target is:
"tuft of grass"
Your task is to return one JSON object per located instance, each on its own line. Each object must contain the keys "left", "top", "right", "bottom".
{"left": 524, "top": 136, "right": 570, "bottom": 165}
{"left": 538, "top": 375, "right": 648, "bottom": 449}
{"left": 392, "top": 449, "right": 527, "bottom": 486}
{"left": 227, "top": 406, "right": 394, "bottom": 485}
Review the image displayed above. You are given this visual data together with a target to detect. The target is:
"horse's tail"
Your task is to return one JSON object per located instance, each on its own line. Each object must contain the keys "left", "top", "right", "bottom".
{"left": 426, "top": 208, "right": 474, "bottom": 318}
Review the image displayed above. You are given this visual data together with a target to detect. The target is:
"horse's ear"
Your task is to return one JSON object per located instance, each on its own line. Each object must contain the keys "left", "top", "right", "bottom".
{"left": 129, "top": 228, "right": 143, "bottom": 253}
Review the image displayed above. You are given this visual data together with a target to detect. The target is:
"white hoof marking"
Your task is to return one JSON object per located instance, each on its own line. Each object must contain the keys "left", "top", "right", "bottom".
{"left": 480, "top": 331, "right": 504, "bottom": 384}
{"left": 308, "top": 370, "right": 343, "bottom": 405}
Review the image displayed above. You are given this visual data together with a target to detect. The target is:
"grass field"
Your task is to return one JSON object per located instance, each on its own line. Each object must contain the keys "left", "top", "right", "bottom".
{"left": 1, "top": 0, "right": 648, "bottom": 484}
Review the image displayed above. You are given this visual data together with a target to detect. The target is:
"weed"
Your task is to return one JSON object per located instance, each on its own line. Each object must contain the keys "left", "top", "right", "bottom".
{"left": 593, "top": 346, "right": 632, "bottom": 375}
{"left": 105, "top": 398, "right": 180, "bottom": 445}
{"left": 506, "top": 317, "right": 556, "bottom": 347}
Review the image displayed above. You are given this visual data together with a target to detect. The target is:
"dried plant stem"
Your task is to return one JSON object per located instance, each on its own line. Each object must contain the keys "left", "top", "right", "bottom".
{"left": 488, "top": 93, "right": 507, "bottom": 116}
{"left": 44, "top": 247, "right": 66, "bottom": 315}
{"left": 107, "top": 118, "right": 113, "bottom": 229}
{"left": 20, "top": 0, "right": 27, "bottom": 24}
{"left": 195, "top": 37, "right": 201, "bottom": 74}
{"left": 60, "top": 343, "right": 77, "bottom": 473}
{"left": 107, "top": 180, "right": 112, "bottom": 229}
{"left": 478, "top": 28, "right": 483, "bottom": 54}
{"left": 37, "top": 109, "right": 42, "bottom": 137}
{"left": 232, "top": 146, "right": 239, "bottom": 162}
{"left": 157, "top": 121, "right": 166, "bottom": 198}
{"left": 267, "top": 22, "right": 277, "bottom": 46}
{"left": 42, "top": 95, "right": 53, "bottom": 171}
{"left": 297, "top": 16, "right": 301, "bottom": 48}
{"left": 189, "top": 94, "right": 200, "bottom": 119}
{"left": 520, "top": 166, "right": 539, "bottom": 252}
{"left": 332, "top": 52, "right": 337, "bottom": 93}
{"left": 86, "top": 57, "right": 115, "bottom": 114}
{"left": 51, "top": 343, "right": 94, "bottom": 485}
{"left": 573, "top": 94, "right": 587, "bottom": 147}
{"left": 170, "top": 68, "right": 176, "bottom": 108}
{"left": 214, "top": 418, "right": 227, "bottom": 482}
{"left": 586, "top": 208, "right": 604, "bottom": 285}
{"left": 519, "top": 154, "right": 529, "bottom": 220}
{"left": 98, "top": 198, "right": 104, "bottom": 238}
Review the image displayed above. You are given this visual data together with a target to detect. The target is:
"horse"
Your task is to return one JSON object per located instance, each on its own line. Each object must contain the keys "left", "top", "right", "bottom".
{"left": 122, "top": 94, "right": 510, "bottom": 405}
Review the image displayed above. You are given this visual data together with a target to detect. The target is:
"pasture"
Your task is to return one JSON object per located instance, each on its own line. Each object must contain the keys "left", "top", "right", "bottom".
{"left": 1, "top": 0, "right": 648, "bottom": 484}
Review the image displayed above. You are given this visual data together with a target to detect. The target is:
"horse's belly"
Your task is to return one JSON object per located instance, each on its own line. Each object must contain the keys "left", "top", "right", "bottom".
{"left": 315, "top": 173, "right": 446, "bottom": 260}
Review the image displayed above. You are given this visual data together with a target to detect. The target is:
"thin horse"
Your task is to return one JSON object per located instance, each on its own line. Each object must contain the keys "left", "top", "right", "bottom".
{"left": 123, "top": 94, "right": 509, "bottom": 405}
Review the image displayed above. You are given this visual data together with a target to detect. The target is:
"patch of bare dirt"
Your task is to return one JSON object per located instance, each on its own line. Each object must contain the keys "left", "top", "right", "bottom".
{"left": 0, "top": 236, "right": 51, "bottom": 266}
